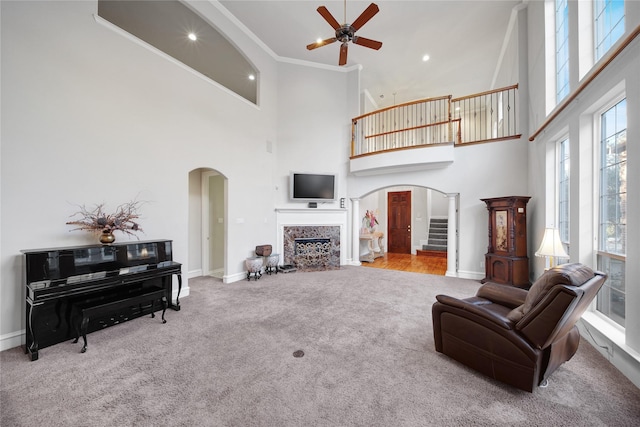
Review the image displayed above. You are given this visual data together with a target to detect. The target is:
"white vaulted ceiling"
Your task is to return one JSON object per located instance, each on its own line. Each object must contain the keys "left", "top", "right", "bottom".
{"left": 219, "top": 0, "right": 523, "bottom": 108}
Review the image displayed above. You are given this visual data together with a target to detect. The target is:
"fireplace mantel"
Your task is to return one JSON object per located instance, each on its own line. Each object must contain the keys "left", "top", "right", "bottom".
{"left": 275, "top": 208, "right": 347, "bottom": 214}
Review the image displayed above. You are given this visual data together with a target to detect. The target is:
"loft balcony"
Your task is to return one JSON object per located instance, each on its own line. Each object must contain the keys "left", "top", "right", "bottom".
{"left": 350, "top": 85, "right": 521, "bottom": 176}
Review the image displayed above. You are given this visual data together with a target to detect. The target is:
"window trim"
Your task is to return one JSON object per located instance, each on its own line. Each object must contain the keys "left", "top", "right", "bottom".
{"left": 594, "top": 95, "right": 627, "bottom": 257}
{"left": 555, "top": 0, "right": 570, "bottom": 103}
{"left": 593, "top": 93, "right": 627, "bottom": 327}
{"left": 556, "top": 137, "right": 570, "bottom": 250}
{"left": 594, "top": 0, "right": 626, "bottom": 62}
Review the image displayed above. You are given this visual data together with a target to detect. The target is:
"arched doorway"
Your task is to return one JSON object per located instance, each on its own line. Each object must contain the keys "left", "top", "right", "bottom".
{"left": 357, "top": 186, "right": 457, "bottom": 276}
{"left": 188, "top": 168, "right": 227, "bottom": 279}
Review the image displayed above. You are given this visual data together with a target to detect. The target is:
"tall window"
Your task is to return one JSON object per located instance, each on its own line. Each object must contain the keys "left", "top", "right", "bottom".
{"left": 597, "top": 98, "right": 626, "bottom": 327}
{"left": 557, "top": 138, "right": 570, "bottom": 253}
{"left": 556, "top": 0, "right": 569, "bottom": 103}
{"left": 594, "top": 0, "right": 625, "bottom": 61}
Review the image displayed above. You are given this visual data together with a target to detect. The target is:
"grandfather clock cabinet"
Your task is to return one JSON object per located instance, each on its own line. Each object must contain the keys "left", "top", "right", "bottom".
{"left": 481, "top": 196, "right": 531, "bottom": 288}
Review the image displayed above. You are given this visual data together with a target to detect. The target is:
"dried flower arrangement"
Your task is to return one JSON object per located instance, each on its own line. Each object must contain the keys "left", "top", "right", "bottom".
{"left": 67, "top": 200, "right": 144, "bottom": 238}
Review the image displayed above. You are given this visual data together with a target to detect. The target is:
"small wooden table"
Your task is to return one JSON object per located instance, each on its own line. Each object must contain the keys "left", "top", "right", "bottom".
{"left": 359, "top": 232, "right": 385, "bottom": 262}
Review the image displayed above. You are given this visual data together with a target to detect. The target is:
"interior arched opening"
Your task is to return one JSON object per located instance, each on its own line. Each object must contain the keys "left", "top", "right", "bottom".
{"left": 188, "top": 167, "right": 227, "bottom": 280}
{"left": 357, "top": 185, "right": 457, "bottom": 276}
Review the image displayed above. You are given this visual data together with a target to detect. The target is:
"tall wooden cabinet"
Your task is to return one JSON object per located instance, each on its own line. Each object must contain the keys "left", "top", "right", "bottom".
{"left": 481, "top": 196, "right": 531, "bottom": 288}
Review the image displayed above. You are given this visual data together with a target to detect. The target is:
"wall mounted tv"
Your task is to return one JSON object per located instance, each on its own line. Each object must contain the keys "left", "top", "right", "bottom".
{"left": 289, "top": 172, "right": 337, "bottom": 202}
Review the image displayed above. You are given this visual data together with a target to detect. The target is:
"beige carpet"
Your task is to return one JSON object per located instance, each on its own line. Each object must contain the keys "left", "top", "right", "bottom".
{"left": 2, "top": 266, "right": 639, "bottom": 426}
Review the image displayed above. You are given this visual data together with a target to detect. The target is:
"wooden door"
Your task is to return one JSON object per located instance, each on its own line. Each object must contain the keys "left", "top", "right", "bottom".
{"left": 387, "top": 191, "right": 412, "bottom": 253}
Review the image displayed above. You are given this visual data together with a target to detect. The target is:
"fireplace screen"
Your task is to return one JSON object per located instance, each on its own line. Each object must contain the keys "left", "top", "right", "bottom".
{"left": 294, "top": 238, "right": 330, "bottom": 269}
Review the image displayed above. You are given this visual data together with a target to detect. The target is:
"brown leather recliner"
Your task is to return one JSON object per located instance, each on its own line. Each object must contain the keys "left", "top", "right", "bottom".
{"left": 432, "top": 263, "right": 607, "bottom": 392}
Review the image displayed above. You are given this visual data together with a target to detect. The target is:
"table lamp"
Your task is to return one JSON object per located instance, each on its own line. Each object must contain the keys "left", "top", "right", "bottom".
{"left": 535, "top": 227, "right": 569, "bottom": 269}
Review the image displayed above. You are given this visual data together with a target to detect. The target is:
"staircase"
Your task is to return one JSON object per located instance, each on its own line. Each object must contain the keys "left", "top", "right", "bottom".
{"left": 420, "top": 218, "right": 447, "bottom": 258}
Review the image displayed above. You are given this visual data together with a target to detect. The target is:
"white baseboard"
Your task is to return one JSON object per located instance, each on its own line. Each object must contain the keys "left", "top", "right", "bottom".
{"left": 188, "top": 269, "right": 203, "bottom": 278}
{"left": 1, "top": 329, "right": 24, "bottom": 352}
{"left": 457, "top": 270, "right": 484, "bottom": 280}
{"left": 174, "top": 286, "right": 189, "bottom": 302}
{"left": 224, "top": 271, "right": 248, "bottom": 283}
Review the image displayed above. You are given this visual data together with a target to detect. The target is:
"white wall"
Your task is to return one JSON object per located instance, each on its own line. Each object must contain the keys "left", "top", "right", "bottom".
{"left": 429, "top": 189, "right": 449, "bottom": 217}
{"left": 188, "top": 169, "right": 203, "bottom": 276}
{"left": 414, "top": 188, "right": 429, "bottom": 245}
{"left": 274, "top": 62, "right": 356, "bottom": 210}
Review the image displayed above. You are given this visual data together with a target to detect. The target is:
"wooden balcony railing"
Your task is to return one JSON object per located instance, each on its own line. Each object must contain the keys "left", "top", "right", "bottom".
{"left": 451, "top": 84, "right": 520, "bottom": 145}
{"left": 351, "top": 84, "right": 520, "bottom": 158}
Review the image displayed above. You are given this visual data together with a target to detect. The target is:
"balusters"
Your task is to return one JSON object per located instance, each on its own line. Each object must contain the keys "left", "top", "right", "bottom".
{"left": 351, "top": 85, "right": 519, "bottom": 157}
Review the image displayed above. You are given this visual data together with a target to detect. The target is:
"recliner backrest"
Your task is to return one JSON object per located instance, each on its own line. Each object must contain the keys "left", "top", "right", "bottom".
{"left": 515, "top": 269, "right": 607, "bottom": 349}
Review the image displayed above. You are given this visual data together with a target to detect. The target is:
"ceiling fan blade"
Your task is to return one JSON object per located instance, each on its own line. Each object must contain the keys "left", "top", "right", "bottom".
{"left": 350, "top": 3, "right": 379, "bottom": 31}
{"left": 317, "top": 6, "right": 341, "bottom": 30}
{"left": 306, "top": 37, "right": 337, "bottom": 50}
{"left": 353, "top": 36, "right": 382, "bottom": 50}
{"left": 339, "top": 43, "right": 348, "bottom": 66}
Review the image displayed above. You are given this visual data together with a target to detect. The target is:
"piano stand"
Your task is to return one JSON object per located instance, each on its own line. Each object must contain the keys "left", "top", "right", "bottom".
{"left": 72, "top": 287, "right": 167, "bottom": 353}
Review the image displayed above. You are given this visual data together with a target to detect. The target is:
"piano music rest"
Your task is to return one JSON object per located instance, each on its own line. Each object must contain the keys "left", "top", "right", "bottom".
{"left": 72, "top": 286, "right": 167, "bottom": 353}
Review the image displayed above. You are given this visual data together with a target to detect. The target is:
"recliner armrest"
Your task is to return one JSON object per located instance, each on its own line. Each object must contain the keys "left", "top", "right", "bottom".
{"left": 476, "top": 282, "right": 528, "bottom": 308}
{"left": 435, "top": 294, "right": 514, "bottom": 330}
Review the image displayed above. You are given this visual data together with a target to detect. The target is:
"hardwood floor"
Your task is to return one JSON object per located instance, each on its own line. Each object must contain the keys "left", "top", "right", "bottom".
{"left": 360, "top": 252, "right": 447, "bottom": 275}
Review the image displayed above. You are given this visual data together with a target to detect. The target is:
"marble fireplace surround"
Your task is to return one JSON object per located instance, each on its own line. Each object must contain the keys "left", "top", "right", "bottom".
{"left": 275, "top": 209, "right": 348, "bottom": 270}
{"left": 286, "top": 230, "right": 338, "bottom": 271}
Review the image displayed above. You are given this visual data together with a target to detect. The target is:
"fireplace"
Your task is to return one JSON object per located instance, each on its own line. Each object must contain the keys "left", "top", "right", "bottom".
{"left": 283, "top": 226, "right": 340, "bottom": 271}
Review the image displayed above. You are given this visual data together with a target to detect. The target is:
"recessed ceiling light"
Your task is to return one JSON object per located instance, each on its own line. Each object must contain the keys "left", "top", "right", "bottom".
{"left": 422, "top": 54, "right": 430, "bottom": 62}
{"left": 188, "top": 32, "right": 197, "bottom": 41}
{"left": 248, "top": 74, "right": 256, "bottom": 81}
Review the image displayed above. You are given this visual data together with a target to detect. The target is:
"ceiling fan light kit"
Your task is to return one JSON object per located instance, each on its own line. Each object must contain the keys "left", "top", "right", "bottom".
{"left": 306, "top": 2, "right": 383, "bottom": 66}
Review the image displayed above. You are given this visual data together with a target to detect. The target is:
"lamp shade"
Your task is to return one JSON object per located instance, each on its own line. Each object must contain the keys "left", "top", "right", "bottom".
{"left": 535, "top": 228, "right": 569, "bottom": 258}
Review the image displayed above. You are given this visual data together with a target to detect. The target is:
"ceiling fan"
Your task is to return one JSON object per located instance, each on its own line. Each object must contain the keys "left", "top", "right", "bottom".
{"left": 306, "top": 1, "right": 383, "bottom": 66}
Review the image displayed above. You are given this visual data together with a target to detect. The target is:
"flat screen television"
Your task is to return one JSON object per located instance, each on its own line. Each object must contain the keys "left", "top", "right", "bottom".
{"left": 289, "top": 172, "right": 336, "bottom": 202}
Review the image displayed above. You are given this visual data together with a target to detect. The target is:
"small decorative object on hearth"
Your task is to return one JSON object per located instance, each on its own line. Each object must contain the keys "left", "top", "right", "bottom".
{"left": 362, "top": 209, "right": 379, "bottom": 233}
{"left": 67, "top": 200, "right": 145, "bottom": 244}
{"left": 245, "top": 257, "right": 263, "bottom": 281}
{"left": 264, "top": 253, "right": 280, "bottom": 275}
{"left": 255, "top": 245, "right": 272, "bottom": 256}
